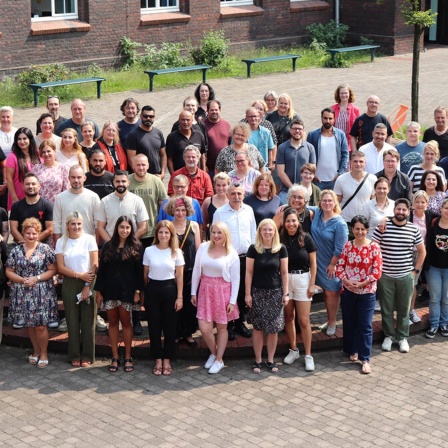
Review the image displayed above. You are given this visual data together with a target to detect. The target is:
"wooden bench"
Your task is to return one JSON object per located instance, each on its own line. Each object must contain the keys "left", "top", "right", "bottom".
{"left": 326, "top": 45, "right": 380, "bottom": 63}
{"left": 144, "top": 65, "right": 212, "bottom": 92}
{"left": 241, "top": 54, "right": 301, "bottom": 78}
{"left": 28, "top": 77, "right": 106, "bottom": 107}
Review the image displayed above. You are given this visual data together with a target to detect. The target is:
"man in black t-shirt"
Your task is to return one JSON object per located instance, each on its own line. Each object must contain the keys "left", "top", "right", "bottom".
{"left": 423, "top": 106, "right": 448, "bottom": 160}
{"left": 84, "top": 149, "right": 115, "bottom": 199}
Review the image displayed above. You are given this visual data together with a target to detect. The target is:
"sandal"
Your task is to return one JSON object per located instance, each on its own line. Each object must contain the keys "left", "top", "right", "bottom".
{"left": 162, "top": 365, "right": 173, "bottom": 376}
{"left": 153, "top": 365, "right": 163, "bottom": 376}
{"left": 109, "top": 358, "right": 120, "bottom": 373}
{"left": 28, "top": 355, "right": 39, "bottom": 365}
{"left": 37, "top": 359, "right": 49, "bottom": 369}
{"left": 81, "top": 361, "right": 92, "bottom": 367}
{"left": 361, "top": 361, "right": 371, "bottom": 374}
{"left": 266, "top": 361, "right": 279, "bottom": 373}
{"left": 350, "top": 353, "right": 359, "bottom": 362}
{"left": 252, "top": 362, "right": 263, "bottom": 374}
{"left": 124, "top": 358, "right": 134, "bottom": 373}
{"left": 71, "top": 360, "right": 81, "bottom": 367}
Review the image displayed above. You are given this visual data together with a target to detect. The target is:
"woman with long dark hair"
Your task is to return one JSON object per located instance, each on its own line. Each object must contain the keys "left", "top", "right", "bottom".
{"left": 194, "top": 82, "right": 215, "bottom": 122}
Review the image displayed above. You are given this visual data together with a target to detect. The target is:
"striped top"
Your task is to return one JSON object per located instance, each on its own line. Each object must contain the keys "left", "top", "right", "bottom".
{"left": 372, "top": 220, "right": 423, "bottom": 278}
{"left": 408, "top": 165, "right": 446, "bottom": 193}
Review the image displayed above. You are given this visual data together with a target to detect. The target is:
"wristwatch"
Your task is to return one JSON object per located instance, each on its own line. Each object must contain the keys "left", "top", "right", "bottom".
{"left": 136, "top": 290, "right": 141, "bottom": 294}
{"left": 413, "top": 269, "right": 421, "bottom": 274}
{"left": 37, "top": 275, "right": 41, "bottom": 282}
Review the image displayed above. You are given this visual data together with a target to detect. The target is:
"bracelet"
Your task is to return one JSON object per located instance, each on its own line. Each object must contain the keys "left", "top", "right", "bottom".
{"left": 84, "top": 282, "right": 90, "bottom": 286}
{"left": 176, "top": 297, "right": 183, "bottom": 300}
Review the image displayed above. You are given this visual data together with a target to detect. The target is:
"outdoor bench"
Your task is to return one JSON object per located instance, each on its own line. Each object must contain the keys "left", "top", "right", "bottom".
{"left": 241, "top": 54, "right": 301, "bottom": 78}
{"left": 144, "top": 65, "right": 212, "bottom": 92}
{"left": 326, "top": 45, "right": 380, "bottom": 63}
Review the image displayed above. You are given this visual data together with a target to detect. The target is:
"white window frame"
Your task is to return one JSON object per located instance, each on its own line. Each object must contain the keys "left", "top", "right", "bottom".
{"left": 221, "top": 0, "right": 254, "bottom": 6}
{"left": 31, "top": 0, "right": 78, "bottom": 21}
{"left": 141, "top": 0, "right": 180, "bottom": 14}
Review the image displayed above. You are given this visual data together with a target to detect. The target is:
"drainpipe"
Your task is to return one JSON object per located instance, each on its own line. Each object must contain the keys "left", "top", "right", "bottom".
{"left": 335, "top": 0, "right": 340, "bottom": 27}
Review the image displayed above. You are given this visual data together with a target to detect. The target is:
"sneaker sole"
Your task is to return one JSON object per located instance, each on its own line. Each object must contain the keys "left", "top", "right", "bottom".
{"left": 425, "top": 333, "right": 436, "bottom": 339}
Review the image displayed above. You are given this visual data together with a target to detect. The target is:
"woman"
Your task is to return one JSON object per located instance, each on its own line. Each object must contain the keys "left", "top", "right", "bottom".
{"left": 5, "top": 127, "right": 41, "bottom": 210}
{"left": 56, "top": 128, "right": 88, "bottom": 172}
{"left": 5, "top": 218, "right": 58, "bottom": 368}
{"left": 32, "top": 140, "right": 70, "bottom": 204}
{"left": 336, "top": 215, "right": 382, "bottom": 374}
{"left": 91, "top": 121, "right": 128, "bottom": 173}
{"left": 0, "top": 106, "right": 17, "bottom": 208}
{"left": 228, "top": 151, "right": 261, "bottom": 196}
{"left": 331, "top": 83, "right": 360, "bottom": 145}
{"left": 95, "top": 216, "right": 143, "bottom": 373}
{"left": 245, "top": 219, "right": 288, "bottom": 373}
{"left": 273, "top": 184, "right": 314, "bottom": 232}
{"left": 361, "top": 177, "right": 395, "bottom": 239}
{"left": 299, "top": 163, "right": 321, "bottom": 207}
{"left": 202, "top": 172, "right": 230, "bottom": 239}
{"left": 55, "top": 212, "right": 98, "bottom": 367}
{"left": 310, "top": 190, "right": 348, "bottom": 336}
{"left": 215, "top": 122, "right": 266, "bottom": 174}
{"left": 79, "top": 121, "right": 96, "bottom": 159}
{"left": 264, "top": 90, "right": 279, "bottom": 114}
{"left": 34, "top": 113, "right": 61, "bottom": 151}
{"left": 280, "top": 208, "right": 317, "bottom": 371}
{"left": 408, "top": 141, "right": 446, "bottom": 193}
{"left": 249, "top": 100, "right": 277, "bottom": 147}
{"left": 143, "top": 221, "right": 184, "bottom": 376}
{"left": 425, "top": 197, "right": 448, "bottom": 339}
{"left": 165, "top": 197, "right": 201, "bottom": 347}
{"left": 244, "top": 173, "right": 282, "bottom": 225}
{"left": 420, "top": 170, "right": 446, "bottom": 216}
{"left": 194, "top": 82, "right": 215, "bottom": 122}
{"left": 191, "top": 222, "right": 240, "bottom": 374}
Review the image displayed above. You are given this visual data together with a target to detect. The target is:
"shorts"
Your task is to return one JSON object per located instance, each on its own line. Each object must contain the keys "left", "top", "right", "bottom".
{"left": 288, "top": 272, "right": 312, "bottom": 302}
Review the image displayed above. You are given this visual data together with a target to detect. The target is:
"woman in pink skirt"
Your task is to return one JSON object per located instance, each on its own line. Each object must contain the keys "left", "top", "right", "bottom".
{"left": 191, "top": 222, "right": 240, "bottom": 374}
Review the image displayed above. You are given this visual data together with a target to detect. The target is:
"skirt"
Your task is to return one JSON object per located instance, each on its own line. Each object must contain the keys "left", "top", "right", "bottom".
{"left": 196, "top": 275, "right": 240, "bottom": 324}
{"left": 247, "top": 286, "right": 284, "bottom": 334}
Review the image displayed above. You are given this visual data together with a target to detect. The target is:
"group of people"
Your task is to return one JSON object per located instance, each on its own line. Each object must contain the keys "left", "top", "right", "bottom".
{"left": 1, "top": 82, "right": 448, "bottom": 377}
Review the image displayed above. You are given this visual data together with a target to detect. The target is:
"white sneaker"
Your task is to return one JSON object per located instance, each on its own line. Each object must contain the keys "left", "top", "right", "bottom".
{"left": 409, "top": 309, "right": 421, "bottom": 323}
{"left": 283, "top": 348, "right": 300, "bottom": 365}
{"left": 48, "top": 321, "right": 59, "bottom": 329}
{"left": 57, "top": 318, "right": 68, "bottom": 332}
{"left": 398, "top": 339, "right": 409, "bottom": 353}
{"left": 204, "top": 354, "right": 216, "bottom": 369}
{"left": 208, "top": 360, "right": 224, "bottom": 374}
{"left": 304, "top": 355, "right": 315, "bottom": 371}
{"left": 96, "top": 315, "right": 108, "bottom": 332}
{"left": 326, "top": 325, "right": 336, "bottom": 336}
{"left": 374, "top": 300, "right": 381, "bottom": 311}
{"left": 381, "top": 336, "right": 393, "bottom": 351}
{"left": 12, "top": 320, "right": 24, "bottom": 329}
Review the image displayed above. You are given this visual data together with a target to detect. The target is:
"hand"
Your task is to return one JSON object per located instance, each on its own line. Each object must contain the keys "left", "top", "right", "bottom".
{"left": 134, "top": 292, "right": 141, "bottom": 303}
{"left": 175, "top": 298, "right": 183, "bottom": 311}
{"left": 307, "top": 285, "right": 315, "bottom": 298}
{"left": 245, "top": 295, "right": 252, "bottom": 308}
{"left": 95, "top": 294, "right": 103, "bottom": 308}
{"left": 191, "top": 295, "right": 197, "bottom": 307}
{"left": 378, "top": 218, "right": 388, "bottom": 233}
{"left": 81, "top": 286, "right": 91, "bottom": 301}
{"left": 282, "top": 295, "right": 289, "bottom": 306}
{"left": 326, "top": 264, "right": 336, "bottom": 278}
{"left": 226, "top": 303, "right": 234, "bottom": 314}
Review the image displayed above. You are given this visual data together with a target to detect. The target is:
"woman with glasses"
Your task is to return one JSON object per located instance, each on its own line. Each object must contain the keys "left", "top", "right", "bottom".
{"left": 228, "top": 151, "right": 261, "bottom": 197}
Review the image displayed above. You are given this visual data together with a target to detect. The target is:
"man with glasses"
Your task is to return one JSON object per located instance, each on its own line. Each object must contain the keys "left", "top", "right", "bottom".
{"left": 36, "top": 96, "right": 66, "bottom": 135}
{"left": 277, "top": 119, "right": 316, "bottom": 204}
{"left": 126, "top": 105, "right": 166, "bottom": 179}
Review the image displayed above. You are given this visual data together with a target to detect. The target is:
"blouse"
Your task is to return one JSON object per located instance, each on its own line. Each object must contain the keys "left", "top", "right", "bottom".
{"left": 427, "top": 191, "right": 446, "bottom": 216}
{"left": 228, "top": 168, "right": 261, "bottom": 196}
{"left": 55, "top": 233, "right": 98, "bottom": 272}
{"left": 31, "top": 163, "right": 70, "bottom": 204}
{"left": 143, "top": 246, "right": 184, "bottom": 280}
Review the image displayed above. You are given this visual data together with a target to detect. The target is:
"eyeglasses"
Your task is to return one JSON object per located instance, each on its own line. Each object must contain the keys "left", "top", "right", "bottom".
{"left": 142, "top": 114, "right": 155, "bottom": 119}
{"left": 173, "top": 185, "right": 187, "bottom": 189}
{"left": 235, "top": 159, "right": 247, "bottom": 164}
{"left": 47, "top": 95, "right": 59, "bottom": 99}
{"left": 247, "top": 115, "right": 258, "bottom": 118}
{"left": 290, "top": 127, "right": 304, "bottom": 132}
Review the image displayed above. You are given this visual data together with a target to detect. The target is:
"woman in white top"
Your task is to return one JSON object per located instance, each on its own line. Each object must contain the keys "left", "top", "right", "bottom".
{"left": 34, "top": 113, "right": 61, "bottom": 151}
{"left": 191, "top": 222, "right": 240, "bottom": 374}
{"left": 143, "top": 220, "right": 184, "bottom": 377}
{"left": 56, "top": 128, "right": 88, "bottom": 172}
{"left": 55, "top": 211, "right": 98, "bottom": 367}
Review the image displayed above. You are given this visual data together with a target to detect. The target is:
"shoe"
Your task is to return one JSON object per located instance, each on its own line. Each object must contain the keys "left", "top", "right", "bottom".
{"left": 252, "top": 362, "right": 263, "bottom": 373}
{"left": 398, "top": 339, "right": 409, "bottom": 353}
{"left": 374, "top": 300, "right": 381, "bottom": 311}
{"left": 361, "top": 361, "right": 371, "bottom": 374}
{"left": 109, "top": 358, "right": 120, "bottom": 373}
{"left": 409, "top": 309, "right": 421, "bottom": 324}
{"left": 204, "top": 354, "right": 216, "bottom": 369}
{"left": 133, "top": 319, "right": 143, "bottom": 336}
{"left": 96, "top": 315, "right": 108, "bottom": 332}
{"left": 381, "top": 336, "right": 393, "bottom": 351}
{"left": 283, "top": 348, "right": 300, "bottom": 365}
{"left": 37, "top": 359, "right": 49, "bottom": 369}
{"left": 124, "top": 359, "right": 134, "bottom": 373}
{"left": 227, "top": 325, "right": 236, "bottom": 341}
{"left": 266, "top": 361, "right": 279, "bottom": 373}
{"left": 48, "top": 321, "right": 59, "bottom": 329}
{"left": 162, "top": 365, "right": 172, "bottom": 376}
{"left": 58, "top": 318, "right": 68, "bottom": 332}
{"left": 440, "top": 326, "right": 448, "bottom": 337}
{"left": 409, "top": 319, "right": 414, "bottom": 326}
{"left": 426, "top": 327, "right": 438, "bottom": 339}
{"left": 12, "top": 320, "right": 24, "bottom": 329}
{"left": 183, "top": 337, "right": 198, "bottom": 348}
{"left": 326, "top": 325, "right": 336, "bottom": 336}
{"left": 304, "top": 355, "right": 315, "bottom": 372}
{"left": 234, "top": 322, "right": 252, "bottom": 338}
{"left": 28, "top": 355, "right": 39, "bottom": 365}
{"left": 208, "top": 360, "right": 224, "bottom": 374}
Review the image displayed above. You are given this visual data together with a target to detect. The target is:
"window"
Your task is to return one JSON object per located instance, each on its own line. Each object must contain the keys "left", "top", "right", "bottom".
{"left": 221, "top": 0, "right": 254, "bottom": 6}
{"left": 31, "top": 0, "right": 78, "bottom": 20}
{"left": 141, "top": 0, "right": 179, "bottom": 13}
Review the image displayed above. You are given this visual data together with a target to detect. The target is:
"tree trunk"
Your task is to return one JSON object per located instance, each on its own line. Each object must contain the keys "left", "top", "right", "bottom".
{"left": 411, "top": 24, "right": 421, "bottom": 122}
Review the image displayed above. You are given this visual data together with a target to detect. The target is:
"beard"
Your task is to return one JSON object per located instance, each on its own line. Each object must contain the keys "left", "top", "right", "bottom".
{"left": 394, "top": 213, "right": 407, "bottom": 222}
{"left": 115, "top": 186, "right": 127, "bottom": 194}
{"left": 25, "top": 191, "right": 38, "bottom": 198}
{"left": 323, "top": 123, "right": 332, "bottom": 129}
{"left": 92, "top": 165, "right": 104, "bottom": 174}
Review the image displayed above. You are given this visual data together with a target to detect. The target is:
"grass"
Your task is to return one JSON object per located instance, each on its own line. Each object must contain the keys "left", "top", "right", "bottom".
{"left": 0, "top": 46, "right": 379, "bottom": 109}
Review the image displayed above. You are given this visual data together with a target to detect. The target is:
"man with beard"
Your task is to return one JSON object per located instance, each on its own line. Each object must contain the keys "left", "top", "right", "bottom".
{"left": 36, "top": 95, "right": 66, "bottom": 135}
{"left": 10, "top": 173, "right": 53, "bottom": 244}
{"left": 372, "top": 199, "right": 426, "bottom": 353}
{"left": 359, "top": 123, "right": 395, "bottom": 174}
{"left": 84, "top": 149, "right": 115, "bottom": 199}
{"left": 307, "top": 107, "right": 349, "bottom": 191}
{"left": 117, "top": 98, "right": 141, "bottom": 148}
{"left": 96, "top": 170, "right": 149, "bottom": 244}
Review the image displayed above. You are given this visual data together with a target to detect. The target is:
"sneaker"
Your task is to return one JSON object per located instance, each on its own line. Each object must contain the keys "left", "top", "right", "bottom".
{"left": 204, "top": 354, "right": 216, "bottom": 369}
{"left": 58, "top": 318, "right": 68, "bottom": 332}
{"left": 283, "top": 348, "right": 300, "bottom": 365}
{"left": 426, "top": 327, "right": 438, "bottom": 339}
{"left": 381, "top": 336, "right": 393, "bottom": 351}
{"left": 48, "top": 321, "right": 59, "bottom": 329}
{"left": 374, "top": 300, "right": 381, "bottom": 311}
{"left": 440, "top": 326, "right": 448, "bottom": 337}
{"left": 398, "top": 339, "right": 409, "bottom": 353}
{"left": 96, "top": 315, "right": 108, "bottom": 332}
{"left": 326, "top": 325, "right": 336, "bottom": 336}
{"left": 12, "top": 321, "right": 24, "bottom": 329}
{"left": 208, "top": 360, "right": 224, "bottom": 374}
{"left": 304, "top": 355, "right": 315, "bottom": 372}
{"left": 409, "top": 309, "right": 421, "bottom": 324}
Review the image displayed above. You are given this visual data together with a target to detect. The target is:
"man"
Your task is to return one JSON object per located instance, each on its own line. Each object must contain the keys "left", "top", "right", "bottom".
{"left": 307, "top": 107, "right": 349, "bottom": 190}
{"left": 10, "top": 173, "right": 53, "bottom": 244}
{"left": 202, "top": 100, "right": 231, "bottom": 177}
{"left": 423, "top": 106, "right": 448, "bottom": 160}
{"left": 84, "top": 149, "right": 115, "bottom": 199}
{"left": 167, "top": 145, "right": 213, "bottom": 205}
{"left": 277, "top": 119, "right": 316, "bottom": 203}
{"left": 349, "top": 95, "right": 393, "bottom": 151}
{"left": 395, "top": 121, "right": 425, "bottom": 175}
{"left": 96, "top": 170, "right": 149, "bottom": 244}
{"left": 166, "top": 110, "right": 207, "bottom": 174}
{"left": 213, "top": 183, "right": 256, "bottom": 340}
{"left": 55, "top": 98, "right": 99, "bottom": 141}
{"left": 125, "top": 105, "right": 166, "bottom": 179}
{"left": 372, "top": 199, "right": 426, "bottom": 353}
{"left": 359, "top": 123, "right": 396, "bottom": 174}
{"left": 36, "top": 95, "right": 66, "bottom": 134}
{"left": 170, "top": 96, "right": 207, "bottom": 136}
{"left": 334, "top": 151, "right": 377, "bottom": 227}
{"left": 375, "top": 149, "right": 412, "bottom": 201}
{"left": 117, "top": 97, "right": 141, "bottom": 147}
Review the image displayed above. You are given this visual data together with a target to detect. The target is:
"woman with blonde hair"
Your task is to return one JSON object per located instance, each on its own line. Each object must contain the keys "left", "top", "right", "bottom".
{"left": 266, "top": 93, "right": 300, "bottom": 145}
{"left": 57, "top": 128, "right": 88, "bottom": 172}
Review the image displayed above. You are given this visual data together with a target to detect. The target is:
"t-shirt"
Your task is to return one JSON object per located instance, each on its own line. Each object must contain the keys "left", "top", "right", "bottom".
{"left": 10, "top": 197, "right": 53, "bottom": 234}
{"left": 166, "top": 128, "right": 207, "bottom": 172}
{"left": 243, "top": 194, "right": 282, "bottom": 225}
{"left": 408, "top": 165, "right": 446, "bottom": 193}
{"left": 282, "top": 233, "right": 317, "bottom": 272}
{"left": 423, "top": 126, "right": 448, "bottom": 160}
{"left": 426, "top": 219, "right": 448, "bottom": 269}
{"left": 202, "top": 118, "right": 231, "bottom": 170}
{"left": 55, "top": 233, "right": 98, "bottom": 272}
{"left": 395, "top": 141, "right": 425, "bottom": 175}
{"left": 247, "top": 244, "right": 288, "bottom": 289}
{"left": 143, "top": 246, "right": 185, "bottom": 280}
{"left": 117, "top": 119, "right": 141, "bottom": 149}
{"left": 55, "top": 118, "right": 100, "bottom": 142}
{"left": 84, "top": 172, "right": 115, "bottom": 199}
{"left": 349, "top": 113, "right": 392, "bottom": 148}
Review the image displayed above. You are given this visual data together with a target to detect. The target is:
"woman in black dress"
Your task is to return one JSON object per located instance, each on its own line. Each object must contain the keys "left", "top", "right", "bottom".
{"left": 95, "top": 216, "right": 143, "bottom": 373}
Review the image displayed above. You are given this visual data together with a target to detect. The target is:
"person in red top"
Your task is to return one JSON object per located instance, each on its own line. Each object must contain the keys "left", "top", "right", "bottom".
{"left": 167, "top": 145, "right": 213, "bottom": 205}
{"left": 336, "top": 215, "right": 382, "bottom": 374}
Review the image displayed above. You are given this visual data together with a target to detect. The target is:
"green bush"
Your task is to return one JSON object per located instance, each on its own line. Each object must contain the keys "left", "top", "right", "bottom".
{"left": 307, "top": 20, "right": 349, "bottom": 48}
{"left": 120, "top": 36, "right": 142, "bottom": 70}
{"left": 140, "top": 42, "right": 189, "bottom": 69}
{"left": 191, "top": 30, "right": 229, "bottom": 67}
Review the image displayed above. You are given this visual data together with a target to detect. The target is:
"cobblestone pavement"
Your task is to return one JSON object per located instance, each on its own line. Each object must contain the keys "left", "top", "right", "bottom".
{"left": 1, "top": 334, "right": 448, "bottom": 448}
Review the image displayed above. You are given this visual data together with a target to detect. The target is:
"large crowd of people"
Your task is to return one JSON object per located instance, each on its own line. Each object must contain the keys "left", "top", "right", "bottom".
{"left": 1, "top": 84, "right": 448, "bottom": 377}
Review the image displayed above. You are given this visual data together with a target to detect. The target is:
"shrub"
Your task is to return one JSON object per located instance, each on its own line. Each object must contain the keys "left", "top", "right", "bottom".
{"left": 191, "top": 30, "right": 229, "bottom": 67}
{"left": 307, "top": 20, "right": 349, "bottom": 49}
{"left": 120, "top": 36, "right": 142, "bottom": 70}
{"left": 140, "top": 42, "right": 189, "bottom": 69}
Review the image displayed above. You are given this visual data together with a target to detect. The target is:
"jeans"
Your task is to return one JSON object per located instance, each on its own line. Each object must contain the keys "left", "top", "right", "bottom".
{"left": 426, "top": 266, "right": 448, "bottom": 328}
{"left": 341, "top": 290, "right": 376, "bottom": 361}
{"left": 314, "top": 180, "right": 335, "bottom": 191}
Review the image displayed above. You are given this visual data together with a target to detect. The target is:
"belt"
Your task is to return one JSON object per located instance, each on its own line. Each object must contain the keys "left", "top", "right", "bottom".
{"left": 289, "top": 269, "right": 309, "bottom": 274}
{"left": 238, "top": 254, "right": 247, "bottom": 258}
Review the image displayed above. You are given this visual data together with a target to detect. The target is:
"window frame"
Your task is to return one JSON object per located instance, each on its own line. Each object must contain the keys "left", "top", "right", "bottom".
{"left": 220, "top": 0, "right": 254, "bottom": 6}
{"left": 141, "top": 0, "right": 180, "bottom": 14}
{"left": 31, "top": 0, "right": 78, "bottom": 21}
